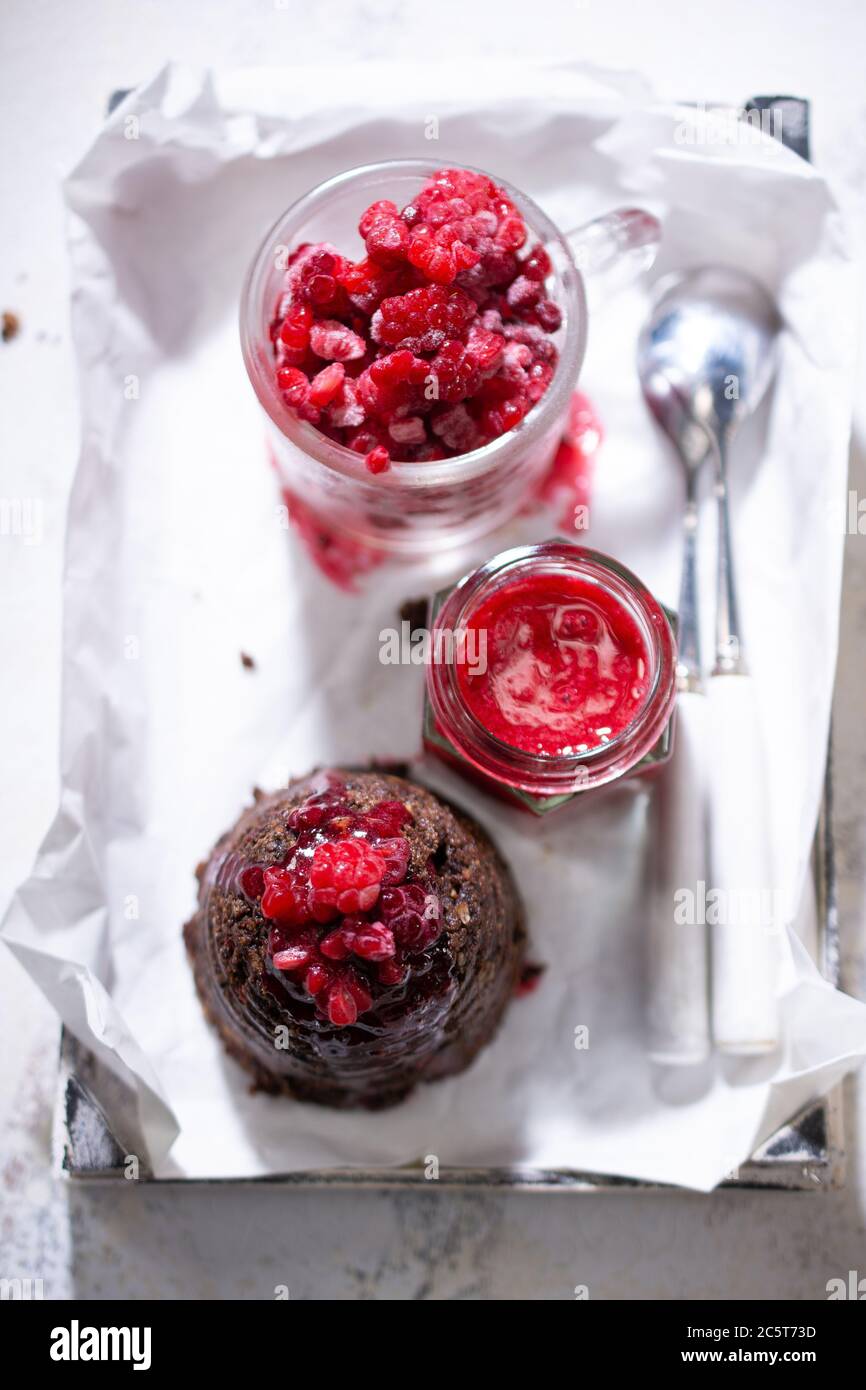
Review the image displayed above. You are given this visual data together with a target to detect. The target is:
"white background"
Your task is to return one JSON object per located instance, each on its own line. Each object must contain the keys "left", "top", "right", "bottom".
{"left": 1, "top": 0, "right": 865, "bottom": 1299}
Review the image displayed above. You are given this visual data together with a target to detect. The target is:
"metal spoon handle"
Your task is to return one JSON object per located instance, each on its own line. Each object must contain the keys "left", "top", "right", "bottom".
{"left": 713, "top": 434, "right": 745, "bottom": 675}
{"left": 677, "top": 478, "right": 702, "bottom": 687}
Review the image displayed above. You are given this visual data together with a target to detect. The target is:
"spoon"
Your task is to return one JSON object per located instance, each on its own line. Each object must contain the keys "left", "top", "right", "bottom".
{"left": 641, "top": 266, "right": 782, "bottom": 1056}
{"left": 638, "top": 323, "right": 712, "bottom": 1065}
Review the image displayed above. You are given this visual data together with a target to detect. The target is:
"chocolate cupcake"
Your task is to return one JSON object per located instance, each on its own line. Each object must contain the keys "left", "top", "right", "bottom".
{"left": 184, "top": 768, "right": 525, "bottom": 1109}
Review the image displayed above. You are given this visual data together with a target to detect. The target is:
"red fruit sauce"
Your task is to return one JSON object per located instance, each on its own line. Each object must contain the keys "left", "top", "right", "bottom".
{"left": 269, "top": 167, "right": 562, "bottom": 475}
{"left": 456, "top": 569, "right": 650, "bottom": 757}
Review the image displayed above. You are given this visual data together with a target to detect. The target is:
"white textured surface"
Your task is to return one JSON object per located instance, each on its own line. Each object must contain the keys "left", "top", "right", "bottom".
{"left": 2, "top": 0, "right": 866, "bottom": 1299}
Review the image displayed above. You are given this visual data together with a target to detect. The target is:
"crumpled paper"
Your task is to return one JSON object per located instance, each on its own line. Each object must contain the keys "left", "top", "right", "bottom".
{"left": 3, "top": 61, "right": 864, "bottom": 1190}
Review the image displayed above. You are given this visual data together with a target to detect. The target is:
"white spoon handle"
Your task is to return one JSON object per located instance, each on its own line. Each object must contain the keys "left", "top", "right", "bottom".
{"left": 647, "top": 689, "right": 711, "bottom": 1064}
{"left": 708, "top": 672, "right": 779, "bottom": 1054}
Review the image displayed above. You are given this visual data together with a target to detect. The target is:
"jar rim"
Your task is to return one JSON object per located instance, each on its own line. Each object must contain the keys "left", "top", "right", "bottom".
{"left": 239, "top": 158, "right": 586, "bottom": 489}
{"left": 426, "top": 541, "right": 678, "bottom": 795}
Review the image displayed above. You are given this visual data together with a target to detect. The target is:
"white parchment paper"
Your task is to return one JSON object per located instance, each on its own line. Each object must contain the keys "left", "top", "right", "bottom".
{"left": 4, "top": 62, "right": 865, "bottom": 1190}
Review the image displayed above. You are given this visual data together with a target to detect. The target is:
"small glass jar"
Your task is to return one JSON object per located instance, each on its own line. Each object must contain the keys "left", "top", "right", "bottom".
{"left": 240, "top": 160, "right": 659, "bottom": 562}
{"left": 424, "top": 541, "right": 678, "bottom": 813}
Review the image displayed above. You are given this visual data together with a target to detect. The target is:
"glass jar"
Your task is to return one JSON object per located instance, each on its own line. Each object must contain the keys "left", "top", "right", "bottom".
{"left": 240, "top": 160, "right": 659, "bottom": 562}
{"left": 424, "top": 541, "right": 678, "bottom": 813}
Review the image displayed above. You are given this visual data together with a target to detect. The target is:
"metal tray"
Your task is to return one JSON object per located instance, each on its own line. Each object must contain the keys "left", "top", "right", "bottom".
{"left": 55, "top": 92, "right": 844, "bottom": 1192}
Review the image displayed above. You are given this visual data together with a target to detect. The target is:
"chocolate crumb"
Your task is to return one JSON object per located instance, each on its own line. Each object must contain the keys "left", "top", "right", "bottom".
{"left": 516, "top": 961, "right": 546, "bottom": 997}
{"left": 240, "top": 651, "right": 256, "bottom": 670}
{"left": 2, "top": 311, "right": 21, "bottom": 343}
{"left": 399, "top": 596, "right": 429, "bottom": 634}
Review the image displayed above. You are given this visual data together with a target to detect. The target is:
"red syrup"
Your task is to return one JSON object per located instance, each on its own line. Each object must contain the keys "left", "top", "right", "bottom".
{"left": 456, "top": 568, "right": 650, "bottom": 758}
{"left": 425, "top": 542, "right": 678, "bottom": 810}
{"left": 536, "top": 391, "right": 603, "bottom": 534}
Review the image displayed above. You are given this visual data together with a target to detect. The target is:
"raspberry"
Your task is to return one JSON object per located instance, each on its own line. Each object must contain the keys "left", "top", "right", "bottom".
{"left": 377, "top": 955, "right": 408, "bottom": 987}
{"left": 533, "top": 299, "right": 562, "bottom": 332}
{"left": 428, "top": 340, "right": 481, "bottom": 403}
{"left": 431, "top": 403, "right": 480, "bottom": 453}
{"left": 506, "top": 275, "right": 542, "bottom": 312}
{"left": 363, "top": 207, "right": 410, "bottom": 267}
{"left": 325, "top": 378, "right": 365, "bottom": 429}
{"left": 388, "top": 416, "right": 427, "bottom": 448}
{"left": 496, "top": 214, "right": 527, "bottom": 250}
{"left": 309, "top": 838, "right": 386, "bottom": 919}
{"left": 304, "top": 961, "right": 333, "bottom": 995}
{"left": 351, "top": 922, "right": 396, "bottom": 961}
{"left": 376, "top": 836, "right": 411, "bottom": 886}
{"left": 261, "top": 866, "right": 310, "bottom": 926}
{"left": 288, "top": 788, "right": 350, "bottom": 832}
{"left": 240, "top": 865, "right": 264, "bottom": 900}
{"left": 371, "top": 285, "right": 476, "bottom": 353}
{"left": 272, "top": 927, "right": 319, "bottom": 972}
{"left": 308, "top": 362, "right": 346, "bottom": 407}
{"left": 359, "top": 799, "right": 413, "bottom": 838}
{"left": 287, "top": 243, "right": 348, "bottom": 312}
{"left": 379, "top": 883, "right": 442, "bottom": 953}
{"left": 276, "top": 365, "right": 310, "bottom": 406}
{"left": 325, "top": 970, "right": 372, "bottom": 1027}
{"left": 339, "top": 257, "right": 413, "bottom": 315}
{"left": 319, "top": 924, "right": 356, "bottom": 960}
{"left": 279, "top": 303, "right": 313, "bottom": 350}
{"left": 465, "top": 324, "right": 505, "bottom": 372}
{"left": 267, "top": 169, "right": 561, "bottom": 469}
{"left": 365, "top": 445, "right": 391, "bottom": 475}
{"left": 309, "top": 319, "right": 366, "bottom": 362}
{"left": 521, "top": 243, "right": 552, "bottom": 282}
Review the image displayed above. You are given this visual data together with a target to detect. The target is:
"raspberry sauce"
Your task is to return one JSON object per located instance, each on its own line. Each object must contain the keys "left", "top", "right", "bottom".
{"left": 425, "top": 543, "right": 678, "bottom": 810}
{"left": 456, "top": 570, "right": 650, "bottom": 757}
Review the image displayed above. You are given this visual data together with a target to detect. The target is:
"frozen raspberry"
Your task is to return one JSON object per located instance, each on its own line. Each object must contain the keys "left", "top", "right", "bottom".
{"left": 267, "top": 168, "right": 561, "bottom": 469}
{"left": 276, "top": 365, "right": 310, "bottom": 406}
{"left": 272, "top": 927, "right": 319, "bottom": 972}
{"left": 506, "top": 275, "right": 542, "bottom": 312}
{"left": 428, "top": 340, "right": 482, "bottom": 403}
{"left": 376, "top": 955, "right": 408, "bottom": 987}
{"left": 521, "top": 243, "right": 552, "bottom": 282}
{"left": 325, "top": 970, "right": 372, "bottom": 1027}
{"left": 496, "top": 214, "right": 527, "bottom": 250}
{"left": 359, "top": 799, "right": 413, "bottom": 837}
{"left": 309, "top": 838, "right": 386, "bottom": 920}
{"left": 351, "top": 922, "right": 396, "bottom": 961}
{"left": 375, "top": 836, "right": 411, "bottom": 886}
{"left": 304, "top": 961, "right": 333, "bottom": 996}
{"left": 288, "top": 788, "right": 350, "bottom": 832}
{"left": 388, "top": 416, "right": 427, "bottom": 448}
{"left": 319, "top": 924, "right": 357, "bottom": 960}
{"left": 532, "top": 299, "right": 562, "bottom": 332}
{"left": 379, "top": 883, "right": 442, "bottom": 953}
{"left": 278, "top": 303, "right": 313, "bottom": 350}
{"left": 431, "top": 403, "right": 481, "bottom": 453}
{"left": 365, "top": 445, "right": 391, "bottom": 475}
{"left": 371, "top": 285, "right": 476, "bottom": 353}
{"left": 261, "top": 866, "right": 310, "bottom": 926}
{"left": 408, "top": 226, "right": 465, "bottom": 286}
{"left": 309, "top": 319, "right": 366, "bottom": 362}
{"left": 325, "top": 378, "right": 366, "bottom": 429}
{"left": 308, "top": 362, "right": 346, "bottom": 407}
{"left": 240, "top": 865, "right": 264, "bottom": 900}
{"left": 363, "top": 206, "right": 410, "bottom": 267}
{"left": 465, "top": 324, "right": 505, "bottom": 373}
{"left": 287, "top": 243, "right": 348, "bottom": 312}
{"left": 339, "top": 257, "right": 414, "bottom": 315}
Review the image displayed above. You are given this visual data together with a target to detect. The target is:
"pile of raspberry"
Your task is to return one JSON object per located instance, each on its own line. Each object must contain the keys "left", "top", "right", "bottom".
{"left": 269, "top": 167, "right": 561, "bottom": 474}
{"left": 240, "top": 785, "right": 442, "bottom": 1028}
